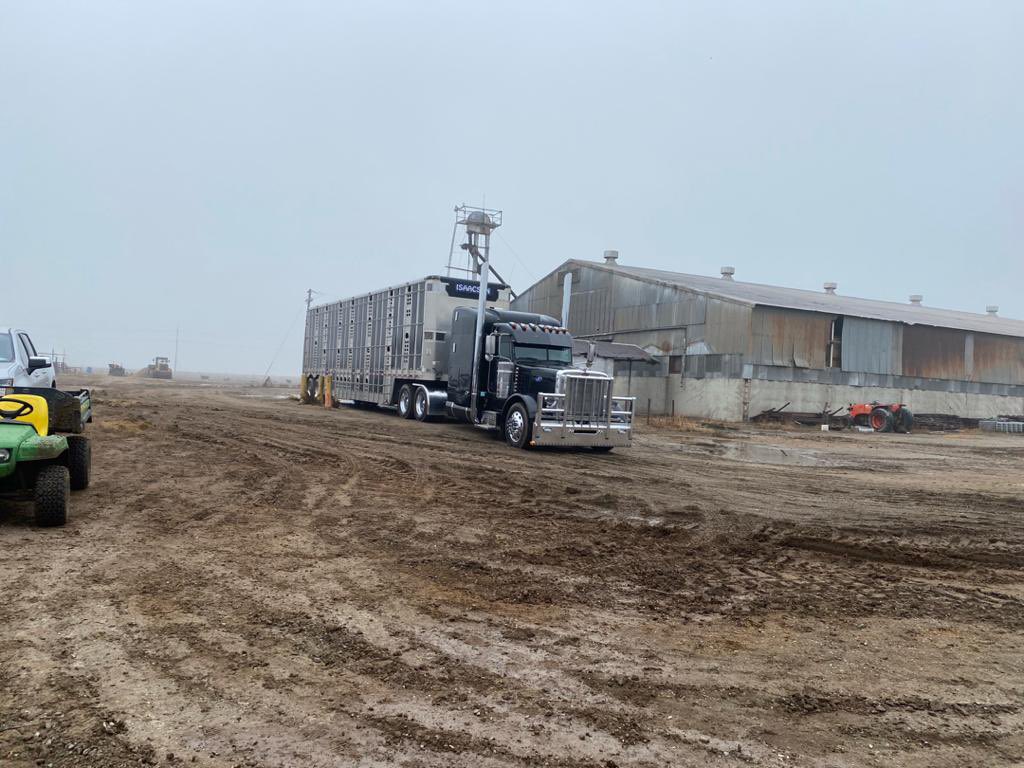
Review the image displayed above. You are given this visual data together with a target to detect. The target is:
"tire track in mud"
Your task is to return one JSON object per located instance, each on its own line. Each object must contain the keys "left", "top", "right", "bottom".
{"left": 89, "top": 555, "right": 694, "bottom": 766}
{"left": 166, "top": 403, "right": 1024, "bottom": 634}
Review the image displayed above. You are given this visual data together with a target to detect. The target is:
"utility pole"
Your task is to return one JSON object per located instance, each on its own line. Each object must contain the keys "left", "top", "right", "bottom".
{"left": 305, "top": 289, "right": 313, "bottom": 312}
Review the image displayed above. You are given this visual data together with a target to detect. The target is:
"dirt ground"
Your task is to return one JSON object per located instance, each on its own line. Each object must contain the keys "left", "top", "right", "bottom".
{"left": 2, "top": 378, "right": 1022, "bottom": 768}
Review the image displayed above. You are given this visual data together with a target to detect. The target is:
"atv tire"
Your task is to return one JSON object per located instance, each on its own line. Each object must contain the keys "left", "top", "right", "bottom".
{"left": 67, "top": 435, "right": 91, "bottom": 490}
{"left": 34, "top": 465, "right": 70, "bottom": 527}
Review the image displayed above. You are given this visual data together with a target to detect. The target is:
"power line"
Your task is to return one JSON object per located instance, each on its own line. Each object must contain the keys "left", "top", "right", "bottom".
{"left": 494, "top": 230, "right": 539, "bottom": 287}
{"left": 263, "top": 306, "right": 305, "bottom": 379}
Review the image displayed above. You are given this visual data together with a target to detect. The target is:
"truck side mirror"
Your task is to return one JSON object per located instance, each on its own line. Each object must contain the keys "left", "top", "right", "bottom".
{"left": 28, "top": 356, "right": 52, "bottom": 372}
{"left": 484, "top": 334, "right": 497, "bottom": 360}
{"left": 586, "top": 341, "right": 596, "bottom": 368}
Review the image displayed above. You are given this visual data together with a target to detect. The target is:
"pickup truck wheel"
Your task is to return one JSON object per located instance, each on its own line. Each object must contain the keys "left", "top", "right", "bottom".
{"left": 504, "top": 403, "right": 532, "bottom": 449}
{"left": 67, "top": 435, "right": 91, "bottom": 490}
{"left": 34, "top": 465, "right": 69, "bottom": 527}
{"left": 397, "top": 385, "right": 414, "bottom": 419}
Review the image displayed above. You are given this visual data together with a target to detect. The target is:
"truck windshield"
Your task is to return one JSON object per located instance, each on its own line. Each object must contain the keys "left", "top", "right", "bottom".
{"left": 513, "top": 344, "right": 572, "bottom": 365}
{"left": 0, "top": 333, "right": 13, "bottom": 363}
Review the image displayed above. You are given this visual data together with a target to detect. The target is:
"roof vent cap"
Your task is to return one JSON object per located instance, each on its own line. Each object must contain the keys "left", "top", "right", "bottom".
{"left": 823, "top": 282, "right": 837, "bottom": 295}
{"left": 603, "top": 249, "right": 619, "bottom": 264}
{"left": 909, "top": 294, "right": 923, "bottom": 306}
{"left": 720, "top": 266, "right": 735, "bottom": 280}
{"left": 986, "top": 305, "right": 999, "bottom": 316}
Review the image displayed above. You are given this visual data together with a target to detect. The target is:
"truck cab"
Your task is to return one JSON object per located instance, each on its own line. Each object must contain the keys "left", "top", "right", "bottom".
{"left": 0, "top": 328, "right": 56, "bottom": 393}
{"left": 445, "top": 308, "right": 634, "bottom": 449}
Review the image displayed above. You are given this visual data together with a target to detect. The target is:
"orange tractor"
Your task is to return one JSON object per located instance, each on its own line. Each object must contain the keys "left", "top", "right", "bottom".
{"left": 847, "top": 402, "right": 913, "bottom": 433}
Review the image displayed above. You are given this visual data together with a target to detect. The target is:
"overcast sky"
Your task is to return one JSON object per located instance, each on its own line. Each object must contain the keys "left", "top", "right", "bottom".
{"left": 2, "top": 1, "right": 1021, "bottom": 375}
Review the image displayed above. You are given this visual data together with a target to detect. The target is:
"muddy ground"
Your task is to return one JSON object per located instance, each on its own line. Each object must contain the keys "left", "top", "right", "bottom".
{"left": 1, "top": 378, "right": 1022, "bottom": 768}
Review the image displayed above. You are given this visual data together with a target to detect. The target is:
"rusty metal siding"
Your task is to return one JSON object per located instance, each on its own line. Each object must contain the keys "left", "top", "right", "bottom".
{"left": 705, "top": 300, "right": 752, "bottom": 356}
{"left": 971, "top": 333, "right": 1024, "bottom": 385}
{"left": 749, "top": 307, "right": 831, "bottom": 368}
{"left": 901, "top": 325, "right": 967, "bottom": 379}
{"left": 841, "top": 317, "right": 902, "bottom": 375}
{"left": 597, "top": 261, "right": 1024, "bottom": 338}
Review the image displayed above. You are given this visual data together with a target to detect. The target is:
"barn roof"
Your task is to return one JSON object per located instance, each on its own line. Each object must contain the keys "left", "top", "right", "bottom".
{"left": 571, "top": 339, "right": 655, "bottom": 362}
{"left": 571, "top": 261, "right": 1024, "bottom": 338}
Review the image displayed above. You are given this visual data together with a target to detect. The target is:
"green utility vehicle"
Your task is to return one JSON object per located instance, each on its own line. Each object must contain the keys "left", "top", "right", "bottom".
{"left": 0, "top": 389, "right": 92, "bottom": 526}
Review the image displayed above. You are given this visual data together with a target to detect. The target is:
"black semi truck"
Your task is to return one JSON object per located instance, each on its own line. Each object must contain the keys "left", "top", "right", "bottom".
{"left": 302, "top": 275, "right": 634, "bottom": 450}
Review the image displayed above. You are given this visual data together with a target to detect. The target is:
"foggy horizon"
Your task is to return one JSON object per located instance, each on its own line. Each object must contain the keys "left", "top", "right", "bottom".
{"left": 3, "top": 2, "right": 1021, "bottom": 376}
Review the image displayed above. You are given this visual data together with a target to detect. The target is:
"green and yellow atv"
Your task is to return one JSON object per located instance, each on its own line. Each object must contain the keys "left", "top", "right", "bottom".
{"left": 0, "top": 390, "right": 92, "bottom": 527}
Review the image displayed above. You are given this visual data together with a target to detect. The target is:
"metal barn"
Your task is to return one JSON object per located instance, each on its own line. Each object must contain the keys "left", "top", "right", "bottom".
{"left": 512, "top": 254, "right": 1024, "bottom": 420}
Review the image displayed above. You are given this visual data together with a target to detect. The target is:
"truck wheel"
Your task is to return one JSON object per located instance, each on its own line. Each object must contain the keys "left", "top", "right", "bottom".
{"left": 67, "top": 435, "right": 91, "bottom": 490}
{"left": 504, "top": 403, "right": 532, "bottom": 449}
{"left": 34, "top": 465, "right": 70, "bottom": 527}
{"left": 414, "top": 388, "right": 431, "bottom": 421}
{"left": 397, "top": 385, "right": 414, "bottom": 419}
{"left": 870, "top": 407, "right": 894, "bottom": 433}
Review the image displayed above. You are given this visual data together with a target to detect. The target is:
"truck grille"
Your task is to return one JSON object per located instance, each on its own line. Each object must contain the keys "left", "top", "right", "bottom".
{"left": 560, "top": 373, "right": 611, "bottom": 424}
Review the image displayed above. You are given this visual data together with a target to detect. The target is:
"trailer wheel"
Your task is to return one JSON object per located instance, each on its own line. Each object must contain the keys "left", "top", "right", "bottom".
{"left": 413, "top": 388, "right": 430, "bottom": 422}
{"left": 34, "top": 465, "right": 69, "bottom": 527}
{"left": 67, "top": 435, "right": 91, "bottom": 491}
{"left": 504, "top": 403, "right": 532, "bottom": 449}
{"left": 397, "top": 385, "right": 414, "bottom": 419}
{"left": 870, "top": 407, "right": 894, "bottom": 432}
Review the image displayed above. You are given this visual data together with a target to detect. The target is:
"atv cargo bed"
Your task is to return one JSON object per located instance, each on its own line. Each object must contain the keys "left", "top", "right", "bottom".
{"left": 11, "top": 387, "right": 92, "bottom": 434}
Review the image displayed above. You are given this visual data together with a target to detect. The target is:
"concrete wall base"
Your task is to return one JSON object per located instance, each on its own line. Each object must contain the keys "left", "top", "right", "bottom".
{"left": 673, "top": 377, "right": 1024, "bottom": 421}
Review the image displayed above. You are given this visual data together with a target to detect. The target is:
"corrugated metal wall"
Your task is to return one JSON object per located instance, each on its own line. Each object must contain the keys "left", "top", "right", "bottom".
{"left": 902, "top": 325, "right": 968, "bottom": 380}
{"left": 971, "top": 333, "right": 1024, "bottom": 385}
{"left": 841, "top": 317, "right": 903, "bottom": 375}
{"left": 514, "top": 269, "right": 564, "bottom": 322}
{"left": 705, "top": 301, "right": 752, "bottom": 357}
{"left": 512, "top": 264, "right": 753, "bottom": 356}
{"left": 512, "top": 263, "right": 1024, "bottom": 386}
{"left": 748, "top": 307, "right": 831, "bottom": 368}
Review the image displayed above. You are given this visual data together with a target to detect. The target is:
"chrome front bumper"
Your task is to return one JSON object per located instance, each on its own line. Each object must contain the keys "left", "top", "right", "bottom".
{"left": 532, "top": 393, "right": 635, "bottom": 448}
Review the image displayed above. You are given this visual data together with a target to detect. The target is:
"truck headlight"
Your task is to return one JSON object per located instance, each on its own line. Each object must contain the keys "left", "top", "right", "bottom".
{"left": 0, "top": 449, "right": 9, "bottom": 463}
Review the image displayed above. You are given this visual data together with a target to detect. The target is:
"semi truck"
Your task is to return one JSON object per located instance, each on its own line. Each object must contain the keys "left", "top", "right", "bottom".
{"left": 301, "top": 274, "right": 634, "bottom": 450}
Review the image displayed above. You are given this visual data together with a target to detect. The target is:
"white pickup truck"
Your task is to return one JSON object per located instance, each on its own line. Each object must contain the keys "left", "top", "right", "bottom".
{"left": 0, "top": 328, "right": 57, "bottom": 394}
